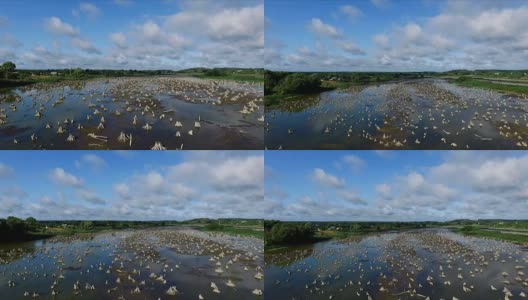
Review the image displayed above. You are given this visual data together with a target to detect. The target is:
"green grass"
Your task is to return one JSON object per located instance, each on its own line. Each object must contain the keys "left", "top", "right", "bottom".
{"left": 195, "top": 74, "right": 264, "bottom": 83}
{"left": 457, "top": 228, "right": 528, "bottom": 244}
{"left": 454, "top": 77, "right": 528, "bottom": 96}
{"left": 201, "top": 225, "right": 264, "bottom": 239}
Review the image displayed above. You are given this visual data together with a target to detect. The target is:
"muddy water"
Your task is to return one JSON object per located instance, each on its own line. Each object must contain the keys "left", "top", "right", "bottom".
{"left": 0, "top": 228, "right": 264, "bottom": 299}
{"left": 265, "top": 229, "right": 528, "bottom": 300}
{"left": 265, "top": 79, "right": 528, "bottom": 149}
{"left": 0, "top": 76, "right": 264, "bottom": 149}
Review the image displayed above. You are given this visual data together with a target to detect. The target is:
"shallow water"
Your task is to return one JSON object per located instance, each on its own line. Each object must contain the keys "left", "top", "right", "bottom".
{"left": 265, "top": 79, "right": 528, "bottom": 149}
{"left": 0, "top": 76, "right": 264, "bottom": 149}
{"left": 265, "top": 228, "right": 528, "bottom": 300}
{"left": 0, "top": 228, "right": 264, "bottom": 299}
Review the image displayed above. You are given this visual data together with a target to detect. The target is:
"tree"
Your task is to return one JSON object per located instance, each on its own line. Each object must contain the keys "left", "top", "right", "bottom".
{"left": 1, "top": 61, "right": 16, "bottom": 79}
{"left": 25, "top": 217, "right": 38, "bottom": 231}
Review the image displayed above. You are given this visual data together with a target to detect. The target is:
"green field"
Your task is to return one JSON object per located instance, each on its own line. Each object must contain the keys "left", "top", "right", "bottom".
{"left": 201, "top": 225, "right": 264, "bottom": 239}
{"left": 457, "top": 228, "right": 528, "bottom": 244}
{"left": 454, "top": 77, "right": 528, "bottom": 96}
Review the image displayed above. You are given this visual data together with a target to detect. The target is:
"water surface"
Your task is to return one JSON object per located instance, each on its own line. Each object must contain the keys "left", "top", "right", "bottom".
{"left": 265, "top": 229, "right": 528, "bottom": 299}
{"left": 0, "top": 227, "right": 264, "bottom": 299}
{"left": 265, "top": 79, "right": 528, "bottom": 149}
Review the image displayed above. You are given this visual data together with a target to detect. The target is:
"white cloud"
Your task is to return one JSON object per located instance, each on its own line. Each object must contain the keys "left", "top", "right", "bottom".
{"left": 373, "top": 34, "right": 390, "bottom": 49}
{"left": 338, "top": 190, "right": 366, "bottom": 205}
{"left": 308, "top": 18, "right": 341, "bottom": 39}
{"left": 337, "top": 41, "right": 365, "bottom": 55}
{"left": 77, "top": 188, "right": 105, "bottom": 204}
{"left": 375, "top": 183, "right": 391, "bottom": 198}
{"left": 49, "top": 168, "right": 83, "bottom": 187}
{"left": 79, "top": 2, "right": 102, "bottom": 17}
{"left": 75, "top": 154, "right": 106, "bottom": 169}
{"left": 207, "top": 4, "right": 264, "bottom": 42}
{"left": 71, "top": 37, "right": 101, "bottom": 54}
{"left": 45, "top": 17, "right": 79, "bottom": 37}
{"left": 0, "top": 162, "right": 14, "bottom": 178}
{"left": 311, "top": 168, "right": 344, "bottom": 188}
{"left": 342, "top": 155, "right": 366, "bottom": 170}
{"left": 339, "top": 5, "right": 363, "bottom": 21}
{"left": 371, "top": 0, "right": 390, "bottom": 8}
{"left": 109, "top": 32, "right": 127, "bottom": 49}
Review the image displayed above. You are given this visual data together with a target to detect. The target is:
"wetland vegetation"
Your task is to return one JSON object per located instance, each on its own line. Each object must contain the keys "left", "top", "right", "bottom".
{"left": 0, "top": 217, "right": 264, "bottom": 299}
{"left": 265, "top": 220, "right": 528, "bottom": 300}
{"left": 265, "top": 70, "right": 528, "bottom": 149}
{"left": 0, "top": 66, "right": 264, "bottom": 150}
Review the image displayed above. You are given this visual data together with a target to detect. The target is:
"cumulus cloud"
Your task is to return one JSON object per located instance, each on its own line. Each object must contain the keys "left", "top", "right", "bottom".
{"left": 0, "top": 163, "right": 15, "bottom": 178}
{"left": 109, "top": 32, "right": 127, "bottom": 48}
{"left": 71, "top": 38, "right": 101, "bottom": 54}
{"left": 268, "top": 1, "right": 528, "bottom": 71}
{"left": 308, "top": 18, "right": 341, "bottom": 39}
{"left": 75, "top": 154, "right": 106, "bottom": 170}
{"left": 9, "top": 1, "right": 262, "bottom": 69}
{"left": 3, "top": 152, "right": 263, "bottom": 220}
{"left": 311, "top": 168, "right": 344, "bottom": 188}
{"left": 49, "top": 168, "right": 83, "bottom": 187}
{"left": 45, "top": 17, "right": 79, "bottom": 37}
{"left": 371, "top": 0, "right": 390, "bottom": 8}
{"left": 339, "top": 5, "right": 363, "bottom": 21}
{"left": 79, "top": 3, "right": 101, "bottom": 17}
{"left": 266, "top": 152, "right": 528, "bottom": 221}
{"left": 341, "top": 155, "right": 366, "bottom": 170}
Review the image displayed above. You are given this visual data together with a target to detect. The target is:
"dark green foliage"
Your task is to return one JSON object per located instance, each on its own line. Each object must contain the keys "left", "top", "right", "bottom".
{"left": 204, "top": 69, "right": 226, "bottom": 77}
{"left": 266, "top": 222, "right": 315, "bottom": 245}
{"left": 460, "top": 225, "right": 475, "bottom": 232}
{"left": 205, "top": 222, "right": 224, "bottom": 230}
{"left": 1, "top": 61, "right": 16, "bottom": 79}
{"left": 275, "top": 73, "right": 322, "bottom": 94}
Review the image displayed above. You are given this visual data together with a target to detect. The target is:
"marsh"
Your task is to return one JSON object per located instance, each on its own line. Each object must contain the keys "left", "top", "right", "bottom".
{"left": 265, "top": 79, "right": 528, "bottom": 150}
{"left": 0, "top": 76, "right": 264, "bottom": 150}
{"left": 0, "top": 227, "right": 264, "bottom": 299}
{"left": 265, "top": 228, "right": 528, "bottom": 300}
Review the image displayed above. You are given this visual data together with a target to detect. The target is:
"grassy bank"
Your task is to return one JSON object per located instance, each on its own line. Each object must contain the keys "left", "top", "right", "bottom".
{"left": 201, "top": 225, "right": 264, "bottom": 239}
{"left": 195, "top": 73, "right": 264, "bottom": 83}
{"left": 454, "top": 77, "right": 528, "bottom": 96}
{"left": 456, "top": 226, "right": 528, "bottom": 245}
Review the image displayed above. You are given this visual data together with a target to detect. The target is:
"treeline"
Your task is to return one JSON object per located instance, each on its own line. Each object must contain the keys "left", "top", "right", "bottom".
{"left": 444, "top": 219, "right": 528, "bottom": 229}
{"left": 265, "top": 221, "right": 316, "bottom": 246}
{"left": 444, "top": 69, "right": 528, "bottom": 79}
{"left": 181, "top": 218, "right": 263, "bottom": 226}
{"left": 0, "top": 216, "right": 42, "bottom": 242}
{"left": 264, "top": 70, "right": 433, "bottom": 106}
{"left": 264, "top": 220, "right": 432, "bottom": 247}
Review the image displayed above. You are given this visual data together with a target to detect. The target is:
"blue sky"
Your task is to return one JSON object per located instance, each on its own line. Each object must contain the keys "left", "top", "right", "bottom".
{"left": 265, "top": 0, "right": 528, "bottom": 71}
{"left": 0, "top": 0, "right": 263, "bottom": 69}
{"left": 265, "top": 150, "right": 528, "bottom": 221}
{"left": 0, "top": 151, "right": 264, "bottom": 220}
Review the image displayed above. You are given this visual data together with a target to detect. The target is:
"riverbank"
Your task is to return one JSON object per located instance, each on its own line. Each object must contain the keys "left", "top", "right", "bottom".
{"left": 200, "top": 225, "right": 264, "bottom": 239}
{"left": 455, "top": 226, "right": 528, "bottom": 245}
{"left": 453, "top": 77, "right": 528, "bottom": 96}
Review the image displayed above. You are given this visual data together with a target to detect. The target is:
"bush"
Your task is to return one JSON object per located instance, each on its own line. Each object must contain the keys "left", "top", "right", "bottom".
{"left": 268, "top": 223, "right": 315, "bottom": 245}
{"left": 274, "top": 73, "right": 322, "bottom": 95}
{"left": 461, "top": 225, "right": 475, "bottom": 232}
{"left": 205, "top": 222, "right": 224, "bottom": 230}
{"left": 204, "top": 69, "right": 226, "bottom": 77}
